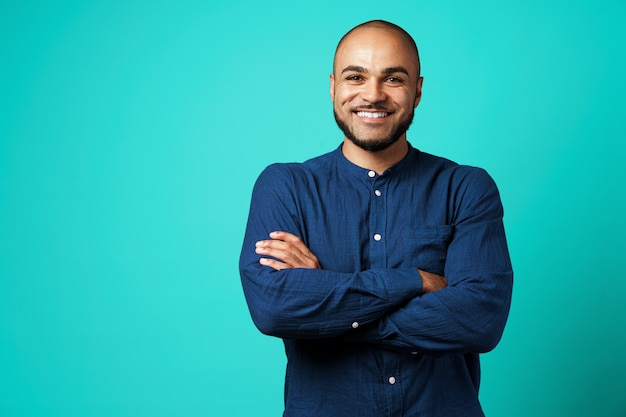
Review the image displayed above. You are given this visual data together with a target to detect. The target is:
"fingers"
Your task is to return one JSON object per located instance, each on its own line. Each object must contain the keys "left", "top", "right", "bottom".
{"left": 269, "top": 231, "right": 319, "bottom": 261}
{"left": 255, "top": 231, "right": 321, "bottom": 270}
{"left": 256, "top": 240, "right": 320, "bottom": 268}
{"left": 259, "top": 257, "right": 290, "bottom": 271}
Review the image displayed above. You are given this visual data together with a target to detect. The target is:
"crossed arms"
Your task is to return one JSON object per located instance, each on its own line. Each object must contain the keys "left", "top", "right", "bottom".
{"left": 239, "top": 163, "right": 513, "bottom": 354}
{"left": 255, "top": 231, "right": 448, "bottom": 294}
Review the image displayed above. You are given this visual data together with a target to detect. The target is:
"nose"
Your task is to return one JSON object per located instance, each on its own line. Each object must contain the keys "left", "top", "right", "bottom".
{"left": 361, "top": 79, "right": 386, "bottom": 104}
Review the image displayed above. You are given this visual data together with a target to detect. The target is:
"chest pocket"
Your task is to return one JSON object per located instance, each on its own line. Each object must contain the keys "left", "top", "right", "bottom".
{"left": 400, "top": 225, "right": 453, "bottom": 274}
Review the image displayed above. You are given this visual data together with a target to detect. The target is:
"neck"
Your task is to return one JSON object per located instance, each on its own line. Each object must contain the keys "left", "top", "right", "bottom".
{"left": 342, "top": 137, "right": 409, "bottom": 175}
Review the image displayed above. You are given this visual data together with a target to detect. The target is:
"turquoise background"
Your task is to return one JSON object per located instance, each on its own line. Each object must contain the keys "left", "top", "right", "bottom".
{"left": 1, "top": 0, "right": 625, "bottom": 416}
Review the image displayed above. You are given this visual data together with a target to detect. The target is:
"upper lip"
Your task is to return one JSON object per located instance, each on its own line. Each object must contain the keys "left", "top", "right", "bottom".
{"left": 353, "top": 110, "right": 393, "bottom": 116}
{"left": 353, "top": 107, "right": 393, "bottom": 113}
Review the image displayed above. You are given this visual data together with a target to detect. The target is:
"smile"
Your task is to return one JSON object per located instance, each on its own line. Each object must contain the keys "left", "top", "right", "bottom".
{"left": 356, "top": 111, "right": 389, "bottom": 119}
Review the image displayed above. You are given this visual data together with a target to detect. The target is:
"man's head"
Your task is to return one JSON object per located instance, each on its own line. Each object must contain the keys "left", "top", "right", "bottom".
{"left": 330, "top": 20, "right": 423, "bottom": 152}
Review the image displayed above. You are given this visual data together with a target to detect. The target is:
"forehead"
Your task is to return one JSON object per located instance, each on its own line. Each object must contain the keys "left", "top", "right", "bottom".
{"left": 334, "top": 27, "right": 418, "bottom": 76}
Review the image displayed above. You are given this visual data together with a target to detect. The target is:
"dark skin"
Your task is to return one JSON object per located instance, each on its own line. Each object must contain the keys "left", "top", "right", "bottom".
{"left": 255, "top": 231, "right": 447, "bottom": 294}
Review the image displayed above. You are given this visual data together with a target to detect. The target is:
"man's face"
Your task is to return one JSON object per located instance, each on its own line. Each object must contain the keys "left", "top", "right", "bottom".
{"left": 330, "top": 28, "right": 423, "bottom": 152}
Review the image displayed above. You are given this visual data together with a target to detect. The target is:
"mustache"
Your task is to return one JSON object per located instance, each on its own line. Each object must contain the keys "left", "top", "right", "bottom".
{"left": 352, "top": 105, "right": 394, "bottom": 112}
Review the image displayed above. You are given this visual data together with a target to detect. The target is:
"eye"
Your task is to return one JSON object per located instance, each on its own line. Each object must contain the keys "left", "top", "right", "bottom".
{"left": 345, "top": 74, "right": 363, "bottom": 82}
{"left": 385, "top": 76, "right": 403, "bottom": 84}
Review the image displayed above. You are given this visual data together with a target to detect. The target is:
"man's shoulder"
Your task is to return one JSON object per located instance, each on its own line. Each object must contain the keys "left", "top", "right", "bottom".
{"left": 252, "top": 149, "right": 338, "bottom": 197}
{"left": 416, "top": 150, "right": 459, "bottom": 170}
{"left": 259, "top": 148, "right": 337, "bottom": 178}
{"left": 415, "top": 150, "right": 498, "bottom": 195}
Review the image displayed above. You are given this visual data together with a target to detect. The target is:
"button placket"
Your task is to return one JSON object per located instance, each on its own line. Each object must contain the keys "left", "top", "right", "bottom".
{"left": 368, "top": 172, "right": 387, "bottom": 268}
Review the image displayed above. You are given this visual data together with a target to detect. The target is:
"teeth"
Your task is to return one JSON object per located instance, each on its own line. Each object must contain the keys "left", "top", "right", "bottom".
{"left": 357, "top": 111, "right": 388, "bottom": 119}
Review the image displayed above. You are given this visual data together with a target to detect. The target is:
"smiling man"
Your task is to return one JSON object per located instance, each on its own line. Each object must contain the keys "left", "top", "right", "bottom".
{"left": 332, "top": 23, "right": 422, "bottom": 158}
{"left": 240, "top": 20, "right": 513, "bottom": 417}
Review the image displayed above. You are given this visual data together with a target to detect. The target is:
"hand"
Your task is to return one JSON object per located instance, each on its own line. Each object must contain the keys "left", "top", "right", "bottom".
{"left": 255, "top": 231, "right": 321, "bottom": 270}
{"left": 418, "top": 269, "right": 447, "bottom": 294}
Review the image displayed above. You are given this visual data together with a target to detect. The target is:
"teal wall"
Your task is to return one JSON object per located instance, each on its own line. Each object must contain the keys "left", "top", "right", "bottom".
{"left": 1, "top": 1, "right": 625, "bottom": 416}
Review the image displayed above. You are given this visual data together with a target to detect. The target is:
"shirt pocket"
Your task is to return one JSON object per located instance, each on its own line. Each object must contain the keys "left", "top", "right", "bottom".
{"left": 399, "top": 225, "right": 453, "bottom": 274}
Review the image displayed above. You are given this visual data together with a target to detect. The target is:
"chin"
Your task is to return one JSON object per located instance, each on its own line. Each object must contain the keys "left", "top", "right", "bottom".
{"left": 347, "top": 135, "right": 402, "bottom": 152}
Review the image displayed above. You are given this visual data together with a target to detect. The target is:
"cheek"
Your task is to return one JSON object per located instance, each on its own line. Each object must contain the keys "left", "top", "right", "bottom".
{"left": 393, "top": 91, "right": 415, "bottom": 107}
{"left": 392, "top": 92, "right": 415, "bottom": 109}
{"left": 335, "top": 86, "right": 359, "bottom": 104}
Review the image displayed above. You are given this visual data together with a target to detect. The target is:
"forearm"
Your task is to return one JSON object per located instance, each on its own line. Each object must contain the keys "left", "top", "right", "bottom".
{"left": 345, "top": 270, "right": 513, "bottom": 354}
{"left": 240, "top": 256, "right": 422, "bottom": 339}
{"left": 345, "top": 218, "right": 513, "bottom": 354}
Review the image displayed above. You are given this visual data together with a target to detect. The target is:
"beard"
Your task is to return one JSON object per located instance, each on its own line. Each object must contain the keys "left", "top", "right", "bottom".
{"left": 334, "top": 108, "right": 415, "bottom": 152}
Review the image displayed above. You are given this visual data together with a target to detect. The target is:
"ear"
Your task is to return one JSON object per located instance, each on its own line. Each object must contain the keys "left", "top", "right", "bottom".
{"left": 414, "top": 76, "right": 424, "bottom": 108}
{"left": 329, "top": 73, "right": 335, "bottom": 102}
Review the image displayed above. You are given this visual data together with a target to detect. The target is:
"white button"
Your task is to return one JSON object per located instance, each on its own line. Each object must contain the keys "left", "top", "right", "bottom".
{"left": 388, "top": 376, "right": 396, "bottom": 385}
{"left": 411, "top": 351, "right": 419, "bottom": 355}
{"left": 373, "top": 233, "right": 382, "bottom": 241}
{"left": 368, "top": 170, "right": 376, "bottom": 178}
{"left": 351, "top": 321, "right": 359, "bottom": 329}
{"left": 374, "top": 189, "right": 382, "bottom": 197}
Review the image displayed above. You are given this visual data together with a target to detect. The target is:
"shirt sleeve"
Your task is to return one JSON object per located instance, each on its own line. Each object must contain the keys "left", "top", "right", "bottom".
{"left": 344, "top": 168, "right": 514, "bottom": 354}
{"left": 239, "top": 164, "right": 422, "bottom": 339}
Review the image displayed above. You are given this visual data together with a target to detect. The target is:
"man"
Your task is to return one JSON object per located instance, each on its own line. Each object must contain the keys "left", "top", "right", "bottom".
{"left": 239, "top": 19, "right": 513, "bottom": 417}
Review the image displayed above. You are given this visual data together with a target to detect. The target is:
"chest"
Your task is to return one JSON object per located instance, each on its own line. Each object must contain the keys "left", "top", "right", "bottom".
{"left": 297, "top": 177, "right": 454, "bottom": 274}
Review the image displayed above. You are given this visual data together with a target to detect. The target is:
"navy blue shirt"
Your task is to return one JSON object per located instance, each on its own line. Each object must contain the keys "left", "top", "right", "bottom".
{"left": 240, "top": 144, "right": 513, "bottom": 417}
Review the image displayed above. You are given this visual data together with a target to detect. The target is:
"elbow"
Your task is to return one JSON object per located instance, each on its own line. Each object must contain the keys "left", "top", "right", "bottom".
{"left": 250, "top": 310, "right": 285, "bottom": 337}
{"left": 469, "top": 311, "right": 510, "bottom": 353}
{"left": 240, "top": 269, "right": 289, "bottom": 337}
{"left": 471, "top": 278, "right": 513, "bottom": 353}
{"left": 245, "top": 294, "right": 295, "bottom": 337}
{"left": 472, "top": 328, "right": 504, "bottom": 353}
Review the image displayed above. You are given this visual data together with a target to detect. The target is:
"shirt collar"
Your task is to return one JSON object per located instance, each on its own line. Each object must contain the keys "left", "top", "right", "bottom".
{"left": 333, "top": 142, "right": 420, "bottom": 179}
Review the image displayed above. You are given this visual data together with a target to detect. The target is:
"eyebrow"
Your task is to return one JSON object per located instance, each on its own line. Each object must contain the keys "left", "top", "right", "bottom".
{"left": 341, "top": 65, "right": 410, "bottom": 76}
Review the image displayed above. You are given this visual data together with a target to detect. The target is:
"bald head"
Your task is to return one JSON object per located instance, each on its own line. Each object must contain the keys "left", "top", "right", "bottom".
{"left": 333, "top": 20, "right": 421, "bottom": 79}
